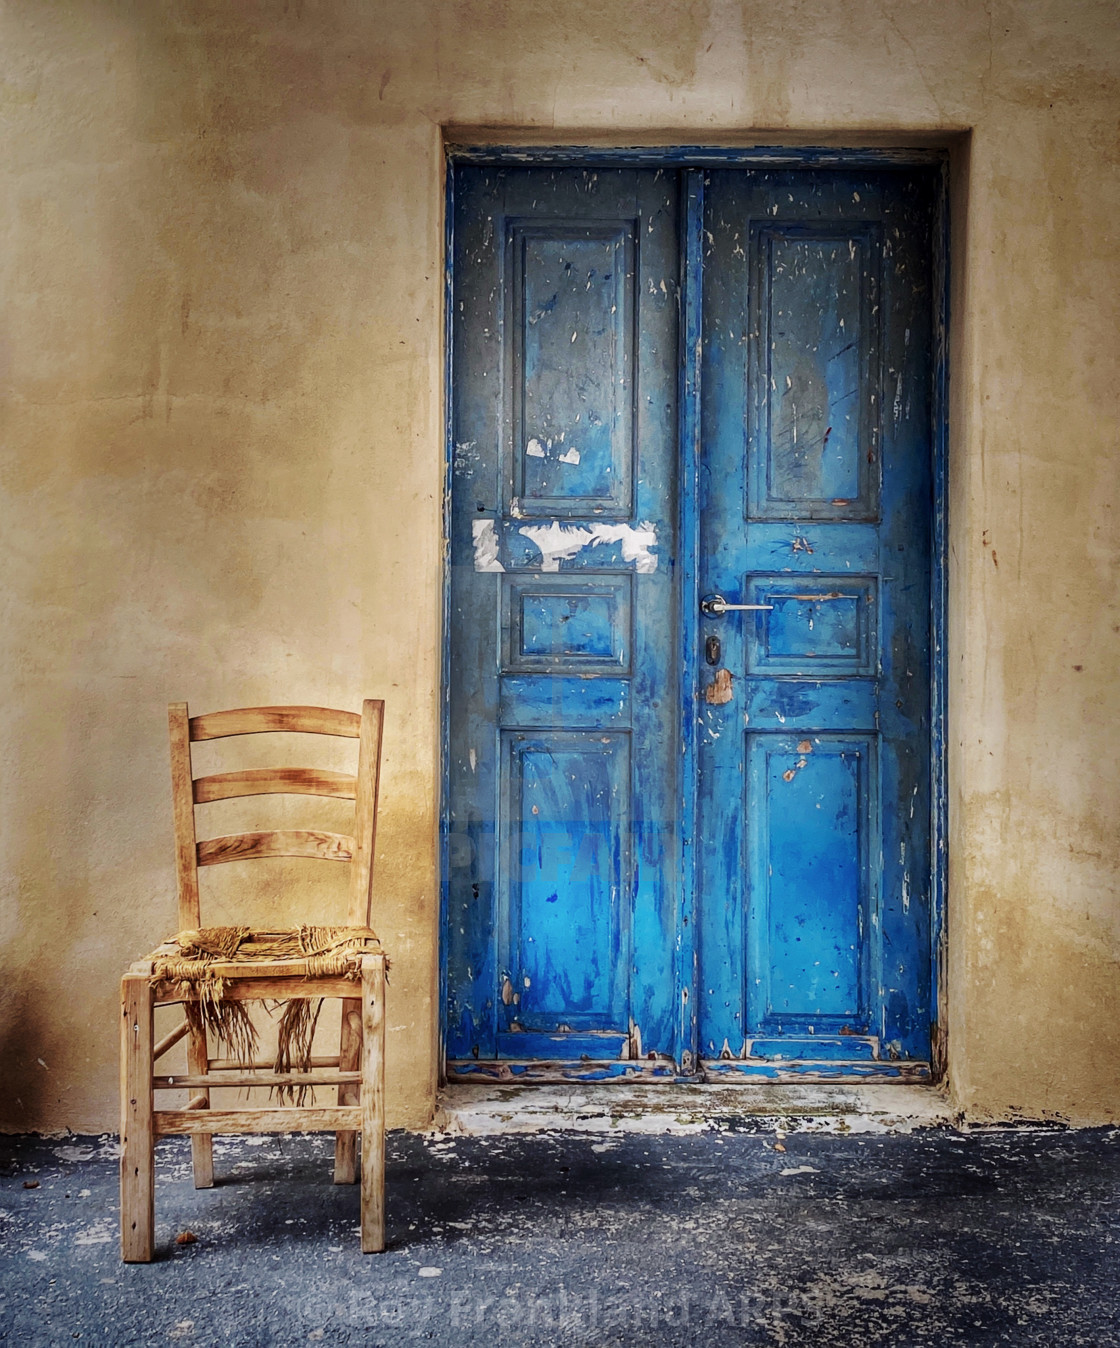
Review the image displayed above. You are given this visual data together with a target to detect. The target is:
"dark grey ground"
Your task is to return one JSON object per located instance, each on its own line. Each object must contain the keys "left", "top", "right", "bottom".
{"left": 1, "top": 1124, "right": 1117, "bottom": 1346}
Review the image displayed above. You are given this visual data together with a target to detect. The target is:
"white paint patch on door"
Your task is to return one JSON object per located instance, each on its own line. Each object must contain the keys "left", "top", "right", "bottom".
{"left": 471, "top": 518, "right": 505, "bottom": 572}
{"left": 518, "top": 521, "right": 658, "bottom": 573}
{"left": 516, "top": 522, "right": 587, "bottom": 570}
{"left": 593, "top": 522, "right": 658, "bottom": 572}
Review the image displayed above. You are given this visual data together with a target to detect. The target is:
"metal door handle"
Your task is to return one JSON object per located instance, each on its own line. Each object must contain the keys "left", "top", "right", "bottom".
{"left": 700, "top": 593, "right": 774, "bottom": 617}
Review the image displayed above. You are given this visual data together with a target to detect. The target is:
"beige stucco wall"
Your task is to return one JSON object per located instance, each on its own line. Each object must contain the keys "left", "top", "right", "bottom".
{"left": 1, "top": 0, "right": 1117, "bottom": 1133}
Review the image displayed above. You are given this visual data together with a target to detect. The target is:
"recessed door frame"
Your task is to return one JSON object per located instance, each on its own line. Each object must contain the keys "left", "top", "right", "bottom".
{"left": 440, "top": 142, "right": 951, "bottom": 1085}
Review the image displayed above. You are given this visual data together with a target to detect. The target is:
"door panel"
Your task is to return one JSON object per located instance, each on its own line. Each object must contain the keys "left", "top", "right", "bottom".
{"left": 745, "top": 734, "right": 876, "bottom": 1030}
{"left": 698, "top": 169, "right": 934, "bottom": 1078}
{"left": 750, "top": 223, "right": 881, "bottom": 520}
{"left": 446, "top": 167, "right": 681, "bottom": 1077}
{"left": 510, "top": 223, "right": 635, "bottom": 517}
{"left": 498, "top": 730, "right": 630, "bottom": 1038}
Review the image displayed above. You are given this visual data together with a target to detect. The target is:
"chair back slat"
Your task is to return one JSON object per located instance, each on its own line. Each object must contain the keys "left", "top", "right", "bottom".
{"left": 168, "top": 699, "right": 384, "bottom": 931}
{"left": 197, "top": 829, "right": 355, "bottom": 867}
{"left": 189, "top": 706, "right": 362, "bottom": 741}
{"left": 193, "top": 768, "right": 358, "bottom": 804}
{"left": 169, "top": 702, "right": 201, "bottom": 929}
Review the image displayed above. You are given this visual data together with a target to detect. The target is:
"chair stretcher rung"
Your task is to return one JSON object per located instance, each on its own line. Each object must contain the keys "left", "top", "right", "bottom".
{"left": 154, "top": 1106, "right": 362, "bottom": 1136}
{"left": 207, "top": 1055, "right": 342, "bottom": 1071}
{"left": 152, "top": 1021, "right": 190, "bottom": 1061}
{"left": 154, "top": 1070, "right": 361, "bottom": 1090}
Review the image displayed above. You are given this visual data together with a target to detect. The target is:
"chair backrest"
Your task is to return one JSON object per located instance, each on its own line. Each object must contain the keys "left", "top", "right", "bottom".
{"left": 168, "top": 701, "right": 384, "bottom": 931}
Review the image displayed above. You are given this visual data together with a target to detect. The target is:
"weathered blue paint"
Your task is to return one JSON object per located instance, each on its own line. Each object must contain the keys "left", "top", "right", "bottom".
{"left": 444, "top": 154, "right": 945, "bottom": 1084}
{"left": 446, "top": 167, "right": 682, "bottom": 1069}
{"left": 697, "top": 169, "right": 936, "bottom": 1072}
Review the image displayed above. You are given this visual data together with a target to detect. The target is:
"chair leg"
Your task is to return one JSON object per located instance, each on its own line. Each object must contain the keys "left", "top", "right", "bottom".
{"left": 334, "top": 998, "right": 361, "bottom": 1184}
{"left": 184, "top": 1012, "right": 214, "bottom": 1188}
{"left": 359, "top": 955, "right": 386, "bottom": 1253}
{"left": 120, "top": 973, "right": 155, "bottom": 1262}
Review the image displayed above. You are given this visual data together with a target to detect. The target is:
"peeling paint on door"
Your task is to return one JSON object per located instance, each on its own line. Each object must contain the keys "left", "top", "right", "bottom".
{"left": 705, "top": 668, "right": 734, "bottom": 705}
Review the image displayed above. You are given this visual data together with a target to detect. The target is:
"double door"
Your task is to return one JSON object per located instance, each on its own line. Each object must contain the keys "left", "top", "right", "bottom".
{"left": 446, "top": 161, "right": 937, "bottom": 1082}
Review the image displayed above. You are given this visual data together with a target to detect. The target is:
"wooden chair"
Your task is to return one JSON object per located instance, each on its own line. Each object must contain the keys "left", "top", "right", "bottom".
{"left": 120, "top": 701, "right": 389, "bottom": 1261}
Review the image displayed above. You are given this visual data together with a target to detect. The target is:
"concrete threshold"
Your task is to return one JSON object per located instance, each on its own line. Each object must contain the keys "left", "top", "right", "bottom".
{"left": 432, "top": 1080, "right": 957, "bottom": 1136}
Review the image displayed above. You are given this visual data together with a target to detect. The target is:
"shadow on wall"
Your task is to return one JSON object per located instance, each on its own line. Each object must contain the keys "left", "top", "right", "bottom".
{"left": 0, "top": 984, "right": 59, "bottom": 1131}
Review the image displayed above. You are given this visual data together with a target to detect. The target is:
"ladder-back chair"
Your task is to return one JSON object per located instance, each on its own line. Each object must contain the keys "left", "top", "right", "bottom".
{"left": 120, "top": 700, "right": 389, "bottom": 1261}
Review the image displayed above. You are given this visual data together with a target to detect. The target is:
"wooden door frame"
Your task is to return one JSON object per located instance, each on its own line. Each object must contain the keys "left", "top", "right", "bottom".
{"left": 440, "top": 141, "right": 951, "bottom": 1085}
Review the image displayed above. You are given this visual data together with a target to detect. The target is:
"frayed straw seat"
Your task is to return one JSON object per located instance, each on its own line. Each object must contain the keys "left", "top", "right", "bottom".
{"left": 120, "top": 701, "right": 389, "bottom": 1261}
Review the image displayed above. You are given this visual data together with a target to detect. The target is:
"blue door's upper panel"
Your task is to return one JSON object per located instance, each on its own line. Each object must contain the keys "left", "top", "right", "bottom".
{"left": 511, "top": 223, "right": 635, "bottom": 518}
{"left": 750, "top": 223, "right": 882, "bottom": 521}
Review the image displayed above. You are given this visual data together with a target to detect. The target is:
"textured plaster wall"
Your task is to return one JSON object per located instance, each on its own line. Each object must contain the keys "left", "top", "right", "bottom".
{"left": 1, "top": 0, "right": 1116, "bottom": 1132}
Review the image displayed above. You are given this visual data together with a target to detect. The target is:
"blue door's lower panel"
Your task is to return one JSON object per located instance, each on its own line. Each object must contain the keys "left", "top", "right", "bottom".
{"left": 498, "top": 731, "right": 631, "bottom": 1036}
{"left": 746, "top": 733, "right": 877, "bottom": 1038}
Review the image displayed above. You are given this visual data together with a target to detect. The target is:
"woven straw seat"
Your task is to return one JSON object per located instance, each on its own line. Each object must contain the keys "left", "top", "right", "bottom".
{"left": 120, "top": 701, "right": 389, "bottom": 1261}
{"left": 148, "top": 925, "right": 385, "bottom": 983}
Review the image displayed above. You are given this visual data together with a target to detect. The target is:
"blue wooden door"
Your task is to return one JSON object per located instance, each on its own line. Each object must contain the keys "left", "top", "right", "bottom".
{"left": 697, "top": 169, "right": 935, "bottom": 1080}
{"left": 446, "top": 167, "right": 684, "bottom": 1079}
{"left": 447, "top": 161, "right": 937, "bottom": 1083}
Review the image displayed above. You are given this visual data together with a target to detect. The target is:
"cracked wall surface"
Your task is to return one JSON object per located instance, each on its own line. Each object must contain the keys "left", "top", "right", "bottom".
{"left": 1, "top": 0, "right": 1117, "bottom": 1131}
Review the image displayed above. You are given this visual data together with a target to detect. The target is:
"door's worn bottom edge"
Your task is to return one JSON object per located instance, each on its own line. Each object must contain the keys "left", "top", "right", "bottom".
{"left": 445, "top": 1058, "right": 931, "bottom": 1085}
{"left": 432, "top": 1078, "right": 955, "bottom": 1136}
{"left": 446, "top": 1059, "right": 679, "bottom": 1084}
